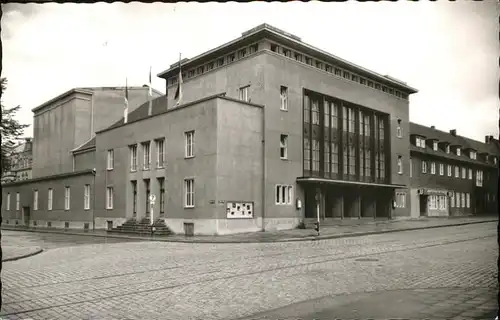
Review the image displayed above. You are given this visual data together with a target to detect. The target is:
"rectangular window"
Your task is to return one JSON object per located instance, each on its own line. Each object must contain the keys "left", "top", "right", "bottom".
{"left": 466, "top": 193, "right": 470, "bottom": 208}
{"left": 395, "top": 192, "right": 406, "bottom": 208}
{"left": 145, "top": 179, "right": 151, "bottom": 214}
{"left": 156, "top": 139, "right": 165, "bottom": 168}
{"left": 294, "top": 52, "right": 302, "bottom": 62}
{"left": 455, "top": 166, "right": 459, "bottom": 178}
{"left": 461, "top": 193, "right": 465, "bottom": 208}
{"left": 343, "top": 71, "right": 350, "bottom": 79}
{"left": 275, "top": 184, "right": 293, "bottom": 205}
{"left": 476, "top": 170, "right": 483, "bottom": 186}
{"left": 185, "top": 131, "right": 195, "bottom": 158}
{"left": 84, "top": 184, "right": 90, "bottom": 210}
{"left": 311, "top": 99, "right": 320, "bottom": 125}
{"left": 239, "top": 86, "right": 250, "bottom": 102}
{"left": 456, "top": 148, "right": 461, "bottom": 156}
{"left": 433, "top": 141, "right": 438, "bottom": 151}
{"left": 16, "top": 192, "right": 20, "bottom": 210}
{"left": 421, "top": 160, "right": 427, "bottom": 173}
{"left": 461, "top": 167, "right": 466, "bottom": 179}
{"left": 439, "top": 163, "right": 444, "bottom": 176}
{"left": 33, "top": 190, "right": 39, "bottom": 210}
{"left": 312, "top": 139, "right": 320, "bottom": 173}
{"left": 280, "top": 86, "right": 288, "bottom": 111}
{"left": 159, "top": 178, "right": 165, "bottom": 214}
{"left": 334, "top": 68, "right": 342, "bottom": 76}
{"left": 48, "top": 188, "right": 53, "bottom": 211}
{"left": 131, "top": 180, "right": 137, "bottom": 215}
{"left": 396, "top": 123, "right": 402, "bottom": 138}
{"left": 280, "top": 134, "right": 288, "bottom": 159}
{"left": 397, "top": 156, "right": 403, "bottom": 174}
{"left": 238, "top": 48, "right": 247, "bottom": 59}
{"left": 470, "top": 151, "right": 476, "bottom": 160}
{"left": 468, "top": 168, "right": 472, "bottom": 180}
{"left": 304, "top": 138, "right": 310, "bottom": 172}
{"left": 130, "top": 145, "right": 137, "bottom": 171}
{"left": 446, "top": 145, "right": 450, "bottom": 154}
{"left": 367, "top": 80, "right": 374, "bottom": 87}
{"left": 409, "top": 158, "right": 412, "bottom": 178}
{"left": 107, "top": 149, "right": 114, "bottom": 170}
{"left": 106, "top": 187, "right": 113, "bottom": 209}
{"left": 142, "top": 142, "right": 151, "bottom": 170}
{"left": 249, "top": 43, "right": 258, "bottom": 54}
{"left": 455, "top": 192, "right": 460, "bottom": 207}
{"left": 431, "top": 162, "right": 436, "bottom": 175}
{"left": 6, "top": 193, "right": 10, "bottom": 210}
{"left": 450, "top": 192, "right": 455, "bottom": 208}
{"left": 64, "top": 187, "right": 70, "bottom": 210}
{"left": 184, "top": 178, "right": 195, "bottom": 208}
{"left": 447, "top": 164, "right": 452, "bottom": 177}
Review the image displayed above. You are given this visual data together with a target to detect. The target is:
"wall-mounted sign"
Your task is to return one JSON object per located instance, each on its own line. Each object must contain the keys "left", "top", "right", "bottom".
{"left": 226, "top": 201, "right": 254, "bottom": 219}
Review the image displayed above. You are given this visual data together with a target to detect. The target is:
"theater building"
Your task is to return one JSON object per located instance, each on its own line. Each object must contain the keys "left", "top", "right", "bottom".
{"left": 3, "top": 24, "right": 495, "bottom": 235}
{"left": 408, "top": 123, "right": 499, "bottom": 217}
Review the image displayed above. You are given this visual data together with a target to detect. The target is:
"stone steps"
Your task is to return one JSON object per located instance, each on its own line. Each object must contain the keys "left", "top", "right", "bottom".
{"left": 108, "top": 218, "right": 173, "bottom": 236}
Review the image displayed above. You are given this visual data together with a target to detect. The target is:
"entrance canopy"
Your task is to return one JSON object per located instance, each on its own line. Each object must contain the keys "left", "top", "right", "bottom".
{"left": 296, "top": 177, "right": 407, "bottom": 189}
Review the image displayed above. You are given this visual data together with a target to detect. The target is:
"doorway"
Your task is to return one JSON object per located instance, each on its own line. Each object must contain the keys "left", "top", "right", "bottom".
{"left": 419, "top": 195, "right": 428, "bottom": 216}
{"left": 22, "top": 206, "right": 30, "bottom": 226}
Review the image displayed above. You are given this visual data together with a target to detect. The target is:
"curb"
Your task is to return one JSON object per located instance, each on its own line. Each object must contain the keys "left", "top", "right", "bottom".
{"left": 2, "top": 248, "right": 44, "bottom": 262}
{"left": 1, "top": 219, "right": 496, "bottom": 244}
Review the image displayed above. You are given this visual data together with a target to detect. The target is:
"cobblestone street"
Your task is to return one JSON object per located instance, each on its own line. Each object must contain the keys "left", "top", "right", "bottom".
{"left": 1, "top": 222, "right": 498, "bottom": 320}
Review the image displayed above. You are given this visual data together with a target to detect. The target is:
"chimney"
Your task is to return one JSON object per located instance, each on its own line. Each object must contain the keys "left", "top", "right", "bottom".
{"left": 485, "top": 135, "right": 490, "bottom": 143}
{"left": 431, "top": 125, "right": 435, "bottom": 129}
{"left": 450, "top": 129, "right": 457, "bottom": 136}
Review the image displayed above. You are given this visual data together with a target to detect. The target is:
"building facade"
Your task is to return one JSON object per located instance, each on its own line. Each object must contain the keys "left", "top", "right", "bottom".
{"left": 2, "top": 24, "right": 498, "bottom": 235}
{"left": 1, "top": 137, "right": 33, "bottom": 183}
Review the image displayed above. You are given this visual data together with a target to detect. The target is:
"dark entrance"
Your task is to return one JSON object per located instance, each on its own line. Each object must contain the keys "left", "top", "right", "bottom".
{"left": 22, "top": 206, "right": 30, "bottom": 226}
{"left": 419, "top": 195, "right": 428, "bottom": 216}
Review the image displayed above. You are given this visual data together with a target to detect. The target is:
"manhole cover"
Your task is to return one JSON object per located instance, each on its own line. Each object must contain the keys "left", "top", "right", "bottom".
{"left": 355, "top": 258, "right": 379, "bottom": 262}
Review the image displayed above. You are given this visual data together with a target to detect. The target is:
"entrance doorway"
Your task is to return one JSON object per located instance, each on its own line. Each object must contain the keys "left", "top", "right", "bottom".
{"left": 419, "top": 195, "right": 428, "bottom": 216}
{"left": 22, "top": 206, "right": 31, "bottom": 226}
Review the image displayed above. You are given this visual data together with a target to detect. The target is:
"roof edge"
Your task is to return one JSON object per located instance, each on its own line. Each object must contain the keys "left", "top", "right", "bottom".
{"left": 32, "top": 88, "right": 93, "bottom": 113}
{"left": 1, "top": 169, "right": 94, "bottom": 187}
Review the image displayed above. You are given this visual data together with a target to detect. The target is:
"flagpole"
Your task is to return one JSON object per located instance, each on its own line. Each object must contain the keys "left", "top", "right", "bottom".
{"left": 148, "top": 66, "right": 153, "bottom": 116}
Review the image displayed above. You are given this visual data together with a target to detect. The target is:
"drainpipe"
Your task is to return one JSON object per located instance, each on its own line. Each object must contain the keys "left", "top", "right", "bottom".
{"left": 92, "top": 168, "right": 96, "bottom": 231}
{"left": 261, "top": 105, "right": 266, "bottom": 232}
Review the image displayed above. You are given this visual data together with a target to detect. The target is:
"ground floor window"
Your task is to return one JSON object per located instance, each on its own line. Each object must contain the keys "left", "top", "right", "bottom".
{"left": 106, "top": 187, "right": 114, "bottom": 209}
{"left": 450, "top": 192, "right": 455, "bottom": 208}
{"left": 395, "top": 192, "right": 406, "bottom": 208}
{"left": 466, "top": 193, "right": 470, "bottom": 208}
{"left": 275, "top": 185, "right": 293, "bottom": 205}
{"left": 429, "top": 195, "right": 437, "bottom": 210}
{"left": 184, "top": 178, "right": 195, "bottom": 208}
{"left": 438, "top": 195, "right": 447, "bottom": 210}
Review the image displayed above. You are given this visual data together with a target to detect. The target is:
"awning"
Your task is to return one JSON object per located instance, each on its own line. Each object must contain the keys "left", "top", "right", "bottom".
{"left": 296, "top": 177, "right": 407, "bottom": 189}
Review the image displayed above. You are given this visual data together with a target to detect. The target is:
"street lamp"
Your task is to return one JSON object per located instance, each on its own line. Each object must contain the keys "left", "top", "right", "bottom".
{"left": 92, "top": 168, "right": 96, "bottom": 232}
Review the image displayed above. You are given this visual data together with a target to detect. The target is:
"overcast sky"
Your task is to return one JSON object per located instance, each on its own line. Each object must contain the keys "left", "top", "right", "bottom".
{"left": 2, "top": 1, "right": 498, "bottom": 142}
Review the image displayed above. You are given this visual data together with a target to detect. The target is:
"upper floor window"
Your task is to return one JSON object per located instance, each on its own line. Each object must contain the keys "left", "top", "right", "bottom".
{"left": 216, "top": 58, "right": 224, "bottom": 67}
{"left": 367, "top": 80, "right": 374, "bottom": 88}
{"left": 130, "top": 145, "right": 138, "bottom": 172}
{"left": 476, "top": 170, "right": 483, "bottom": 187}
{"left": 185, "top": 131, "right": 195, "bottom": 158}
{"left": 107, "top": 149, "right": 114, "bottom": 170}
{"left": 280, "top": 86, "right": 288, "bottom": 111}
{"left": 294, "top": 52, "right": 302, "bottom": 62}
{"left": 6, "top": 193, "right": 10, "bottom": 210}
{"left": 64, "top": 187, "right": 71, "bottom": 210}
{"left": 238, "top": 48, "right": 247, "bottom": 59}
{"left": 416, "top": 137, "right": 426, "bottom": 148}
{"left": 33, "top": 190, "right": 39, "bottom": 210}
{"left": 227, "top": 53, "right": 236, "bottom": 63}
{"left": 456, "top": 147, "right": 461, "bottom": 156}
{"left": 280, "top": 134, "right": 288, "bottom": 160}
{"left": 334, "top": 68, "right": 342, "bottom": 76}
{"left": 493, "top": 157, "right": 498, "bottom": 165}
{"left": 343, "top": 71, "right": 350, "bottom": 79}
{"left": 270, "top": 44, "right": 278, "bottom": 52}
{"left": 397, "top": 156, "right": 403, "bottom": 174}
{"left": 454, "top": 166, "right": 459, "bottom": 178}
{"left": 432, "top": 141, "right": 438, "bottom": 151}
{"left": 468, "top": 168, "right": 473, "bottom": 180}
{"left": 106, "top": 186, "right": 114, "bottom": 209}
{"left": 239, "top": 85, "right": 250, "bottom": 102}
{"left": 447, "top": 164, "right": 452, "bottom": 177}
{"left": 156, "top": 139, "right": 165, "bottom": 168}
{"left": 461, "top": 167, "right": 466, "bottom": 179}
{"left": 249, "top": 43, "right": 259, "bottom": 54}
{"left": 430, "top": 162, "right": 436, "bottom": 175}
{"left": 325, "top": 65, "right": 333, "bottom": 73}
{"left": 421, "top": 160, "right": 427, "bottom": 173}
{"left": 409, "top": 158, "right": 412, "bottom": 178}
{"left": 445, "top": 145, "right": 450, "bottom": 154}
{"left": 439, "top": 163, "right": 444, "bottom": 176}
{"left": 396, "top": 119, "right": 402, "bottom": 138}
{"left": 16, "top": 192, "right": 20, "bottom": 211}
{"left": 142, "top": 142, "right": 151, "bottom": 170}
{"left": 470, "top": 150, "right": 477, "bottom": 160}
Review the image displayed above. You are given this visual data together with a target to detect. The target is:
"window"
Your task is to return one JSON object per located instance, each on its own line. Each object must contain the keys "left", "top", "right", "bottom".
{"left": 455, "top": 192, "right": 460, "bottom": 208}
{"left": 130, "top": 145, "right": 137, "bottom": 171}
{"left": 6, "top": 193, "right": 11, "bottom": 210}
{"left": 409, "top": 158, "right": 412, "bottom": 178}
{"left": 461, "top": 167, "right": 466, "bottom": 179}
{"left": 375, "top": 83, "right": 382, "bottom": 90}
{"left": 445, "top": 145, "right": 450, "bottom": 154}
{"left": 197, "top": 66, "right": 204, "bottom": 75}
{"left": 84, "top": 184, "right": 90, "bottom": 210}
{"left": 275, "top": 184, "right": 293, "bottom": 205}
{"left": 450, "top": 192, "right": 455, "bottom": 208}
{"left": 421, "top": 160, "right": 427, "bottom": 173}
{"left": 227, "top": 53, "right": 235, "bottom": 63}
{"left": 270, "top": 44, "right": 278, "bottom": 52}
{"left": 466, "top": 193, "right": 470, "bottom": 208}
{"left": 343, "top": 71, "right": 350, "bottom": 79}
{"left": 461, "top": 193, "right": 465, "bottom": 208}
{"left": 239, "top": 85, "right": 249, "bottom": 102}
{"left": 280, "top": 134, "right": 288, "bottom": 159}
{"left": 185, "top": 131, "right": 195, "bottom": 158}
{"left": 397, "top": 156, "right": 403, "bottom": 174}
{"left": 334, "top": 68, "right": 342, "bottom": 76}
{"left": 158, "top": 178, "right": 165, "bottom": 214}
{"left": 351, "top": 74, "right": 358, "bottom": 82}
{"left": 145, "top": 179, "right": 150, "bottom": 214}
{"left": 16, "top": 192, "right": 20, "bottom": 210}
{"left": 468, "top": 168, "right": 472, "bottom": 180}
{"left": 396, "top": 119, "right": 402, "bottom": 138}
{"left": 439, "top": 163, "right": 444, "bottom": 176}
{"left": 382, "top": 86, "right": 388, "bottom": 93}
{"left": 249, "top": 43, "right": 258, "bottom": 54}
{"left": 33, "top": 190, "right": 38, "bottom": 210}
{"left": 360, "top": 78, "right": 366, "bottom": 85}
{"left": 216, "top": 58, "right": 224, "bottom": 67}
{"left": 315, "top": 61, "right": 322, "bottom": 69}
{"left": 280, "top": 86, "right": 288, "bottom": 111}
{"left": 156, "top": 139, "right": 165, "bottom": 168}
{"left": 184, "top": 178, "right": 195, "bottom": 208}
{"left": 416, "top": 137, "right": 426, "bottom": 148}
{"left": 131, "top": 181, "right": 137, "bottom": 215}
{"left": 107, "top": 149, "right": 114, "bottom": 170}
{"left": 106, "top": 187, "right": 114, "bottom": 209}
{"left": 48, "top": 188, "right": 53, "bottom": 211}
{"left": 305, "top": 57, "right": 312, "bottom": 65}
{"left": 64, "top": 187, "right": 70, "bottom": 210}
{"left": 395, "top": 192, "right": 406, "bottom": 208}
{"left": 456, "top": 147, "right": 461, "bottom": 156}
{"left": 431, "top": 162, "right": 436, "bottom": 175}
{"left": 476, "top": 170, "right": 483, "bottom": 186}
{"left": 367, "top": 80, "right": 374, "bottom": 87}
{"left": 142, "top": 142, "right": 151, "bottom": 170}
{"left": 325, "top": 65, "right": 333, "bottom": 73}
{"left": 455, "top": 166, "right": 459, "bottom": 178}
{"left": 207, "top": 62, "right": 214, "bottom": 71}
{"left": 470, "top": 151, "right": 477, "bottom": 160}
{"left": 238, "top": 48, "right": 247, "bottom": 59}
{"left": 429, "top": 195, "right": 437, "bottom": 210}
{"left": 294, "top": 53, "right": 302, "bottom": 62}
{"left": 447, "top": 164, "right": 452, "bottom": 177}
{"left": 433, "top": 141, "right": 438, "bottom": 151}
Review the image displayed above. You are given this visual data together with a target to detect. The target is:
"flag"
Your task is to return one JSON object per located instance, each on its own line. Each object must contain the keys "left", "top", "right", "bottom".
{"left": 148, "top": 66, "right": 153, "bottom": 97}
{"left": 124, "top": 78, "right": 129, "bottom": 123}
{"left": 174, "top": 53, "right": 183, "bottom": 106}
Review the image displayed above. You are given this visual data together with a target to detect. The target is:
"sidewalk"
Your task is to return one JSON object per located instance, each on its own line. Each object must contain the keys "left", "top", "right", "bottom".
{"left": 2, "top": 245, "right": 43, "bottom": 262}
{"left": 1, "top": 216, "right": 497, "bottom": 244}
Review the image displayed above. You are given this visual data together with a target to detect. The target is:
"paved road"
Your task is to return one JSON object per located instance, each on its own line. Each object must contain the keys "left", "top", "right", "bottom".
{"left": 1, "top": 222, "right": 498, "bottom": 320}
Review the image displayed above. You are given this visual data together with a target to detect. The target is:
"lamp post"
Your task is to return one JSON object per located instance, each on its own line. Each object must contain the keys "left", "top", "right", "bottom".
{"left": 92, "top": 168, "right": 96, "bottom": 232}
{"left": 149, "top": 194, "right": 156, "bottom": 235}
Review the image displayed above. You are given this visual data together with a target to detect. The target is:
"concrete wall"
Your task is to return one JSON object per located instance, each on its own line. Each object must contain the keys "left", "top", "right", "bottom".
{"left": 74, "top": 150, "right": 96, "bottom": 171}
{"left": 1, "top": 172, "right": 94, "bottom": 228}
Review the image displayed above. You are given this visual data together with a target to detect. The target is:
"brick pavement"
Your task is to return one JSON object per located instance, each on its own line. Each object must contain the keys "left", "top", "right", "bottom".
{"left": 0, "top": 222, "right": 497, "bottom": 320}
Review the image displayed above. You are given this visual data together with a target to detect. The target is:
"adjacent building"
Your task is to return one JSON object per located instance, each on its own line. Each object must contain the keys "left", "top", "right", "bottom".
{"left": 1, "top": 24, "right": 498, "bottom": 235}
{"left": 1, "top": 138, "right": 33, "bottom": 183}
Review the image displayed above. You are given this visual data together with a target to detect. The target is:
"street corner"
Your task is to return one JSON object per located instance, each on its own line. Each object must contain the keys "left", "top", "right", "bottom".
{"left": 2, "top": 245, "right": 43, "bottom": 262}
